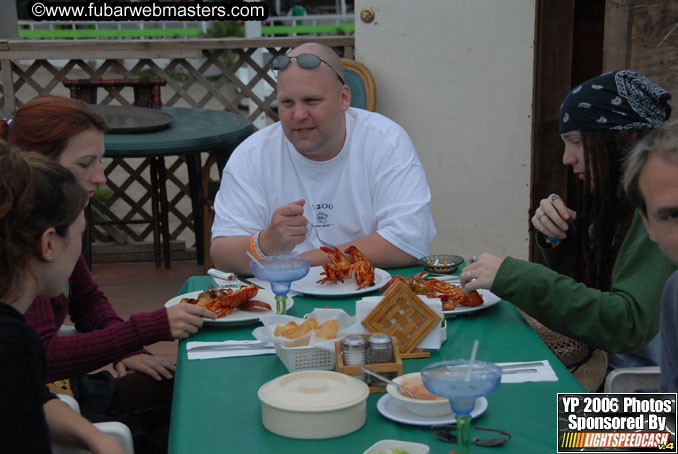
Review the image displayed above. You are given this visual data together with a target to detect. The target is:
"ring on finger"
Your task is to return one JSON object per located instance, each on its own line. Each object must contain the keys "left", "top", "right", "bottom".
{"left": 551, "top": 194, "right": 559, "bottom": 202}
{"left": 537, "top": 212, "right": 547, "bottom": 220}
{"left": 470, "top": 255, "right": 478, "bottom": 264}
{"left": 466, "top": 271, "right": 472, "bottom": 279}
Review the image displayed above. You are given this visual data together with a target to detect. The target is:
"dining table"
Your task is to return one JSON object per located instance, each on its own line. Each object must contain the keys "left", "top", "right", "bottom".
{"left": 168, "top": 266, "right": 585, "bottom": 453}
{"left": 98, "top": 106, "right": 254, "bottom": 267}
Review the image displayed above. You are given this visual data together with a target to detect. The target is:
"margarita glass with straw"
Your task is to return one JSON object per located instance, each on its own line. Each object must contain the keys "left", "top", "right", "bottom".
{"left": 421, "top": 345, "right": 501, "bottom": 453}
{"left": 249, "top": 255, "right": 311, "bottom": 314}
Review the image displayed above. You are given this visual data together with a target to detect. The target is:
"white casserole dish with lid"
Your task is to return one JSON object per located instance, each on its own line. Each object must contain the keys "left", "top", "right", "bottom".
{"left": 258, "top": 370, "right": 369, "bottom": 439}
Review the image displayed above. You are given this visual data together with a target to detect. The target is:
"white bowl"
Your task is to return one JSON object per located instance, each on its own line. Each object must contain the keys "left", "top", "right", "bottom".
{"left": 386, "top": 372, "right": 450, "bottom": 417}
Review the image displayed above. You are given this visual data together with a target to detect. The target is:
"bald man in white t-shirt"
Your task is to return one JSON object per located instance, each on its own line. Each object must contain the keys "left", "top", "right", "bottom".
{"left": 210, "top": 42, "right": 436, "bottom": 275}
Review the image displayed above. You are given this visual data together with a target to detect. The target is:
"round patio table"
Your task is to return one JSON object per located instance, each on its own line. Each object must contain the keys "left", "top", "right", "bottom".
{"left": 99, "top": 106, "right": 254, "bottom": 268}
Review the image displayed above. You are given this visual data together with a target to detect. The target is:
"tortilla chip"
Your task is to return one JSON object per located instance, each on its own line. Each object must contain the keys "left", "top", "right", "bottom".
{"left": 314, "top": 319, "right": 340, "bottom": 340}
{"left": 274, "top": 318, "right": 320, "bottom": 339}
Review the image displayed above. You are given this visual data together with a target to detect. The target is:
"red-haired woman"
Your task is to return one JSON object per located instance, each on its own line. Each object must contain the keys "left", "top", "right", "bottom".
{"left": 0, "top": 146, "right": 124, "bottom": 453}
{"left": 1, "top": 95, "right": 214, "bottom": 452}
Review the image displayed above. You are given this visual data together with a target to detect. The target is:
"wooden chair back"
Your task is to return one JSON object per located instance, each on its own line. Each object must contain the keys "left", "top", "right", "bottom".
{"left": 63, "top": 78, "right": 167, "bottom": 107}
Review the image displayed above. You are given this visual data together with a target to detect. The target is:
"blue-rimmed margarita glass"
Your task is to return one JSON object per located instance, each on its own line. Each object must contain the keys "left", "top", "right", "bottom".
{"left": 421, "top": 360, "right": 502, "bottom": 454}
{"left": 249, "top": 255, "right": 311, "bottom": 314}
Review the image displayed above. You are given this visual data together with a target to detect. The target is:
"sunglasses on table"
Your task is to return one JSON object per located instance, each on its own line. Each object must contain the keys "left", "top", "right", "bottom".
{"left": 271, "top": 53, "right": 346, "bottom": 86}
{"left": 431, "top": 425, "right": 511, "bottom": 447}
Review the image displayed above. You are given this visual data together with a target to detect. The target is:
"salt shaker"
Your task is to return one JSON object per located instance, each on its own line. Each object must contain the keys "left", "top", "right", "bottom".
{"left": 342, "top": 335, "right": 367, "bottom": 383}
{"left": 367, "top": 334, "right": 395, "bottom": 387}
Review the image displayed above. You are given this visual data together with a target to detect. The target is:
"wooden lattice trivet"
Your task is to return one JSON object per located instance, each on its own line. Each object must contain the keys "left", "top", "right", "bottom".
{"left": 362, "top": 280, "right": 440, "bottom": 359}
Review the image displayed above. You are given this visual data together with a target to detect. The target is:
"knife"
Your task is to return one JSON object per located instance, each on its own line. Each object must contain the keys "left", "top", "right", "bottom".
{"left": 237, "top": 277, "right": 266, "bottom": 290}
{"left": 187, "top": 342, "right": 274, "bottom": 352}
{"left": 499, "top": 361, "right": 544, "bottom": 369}
{"left": 502, "top": 368, "right": 538, "bottom": 374}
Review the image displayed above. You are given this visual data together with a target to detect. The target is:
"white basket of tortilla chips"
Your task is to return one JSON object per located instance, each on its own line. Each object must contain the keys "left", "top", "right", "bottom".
{"left": 253, "top": 309, "right": 360, "bottom": 373}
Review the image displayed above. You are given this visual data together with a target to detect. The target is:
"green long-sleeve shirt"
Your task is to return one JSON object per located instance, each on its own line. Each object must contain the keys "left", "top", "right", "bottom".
{"left": 492, "top": 210, "right": 675, "bottom": 353}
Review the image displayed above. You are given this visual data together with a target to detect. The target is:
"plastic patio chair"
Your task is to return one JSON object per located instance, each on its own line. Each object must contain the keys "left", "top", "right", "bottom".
{"left": 341, "top": 58, "right": 377, "bottom": 112}
{"left": 52, "top": 327, "right": 135, "bottom": 453}
{"left": 52, "top": 394, "right": 135, "bottom": 454}
{"left": 604, "top": 366, "right": 662, "bottom": 393}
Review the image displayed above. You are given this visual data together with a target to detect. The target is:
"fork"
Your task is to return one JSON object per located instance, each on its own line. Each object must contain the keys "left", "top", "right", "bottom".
{"left": 308, "top": 221, "right": 337, "bottom": 249}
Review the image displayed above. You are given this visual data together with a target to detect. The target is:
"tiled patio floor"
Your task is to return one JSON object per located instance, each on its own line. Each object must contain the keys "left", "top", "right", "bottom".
{"left": 90, "top": 259, "right": 206, "bottom": 364}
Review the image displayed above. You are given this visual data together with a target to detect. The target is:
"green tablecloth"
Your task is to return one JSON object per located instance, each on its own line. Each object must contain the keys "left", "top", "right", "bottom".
{"left": 169, "top": 268, "right": 584, "bottom": 453}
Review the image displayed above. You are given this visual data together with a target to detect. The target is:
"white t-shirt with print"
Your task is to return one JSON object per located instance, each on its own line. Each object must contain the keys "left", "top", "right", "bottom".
{"left": 212, "top": 107, "right": 436, "bottom": 258}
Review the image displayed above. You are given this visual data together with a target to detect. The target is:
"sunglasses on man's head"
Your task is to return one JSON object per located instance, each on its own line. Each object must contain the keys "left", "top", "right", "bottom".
{"left": 431, "top": 425, "right": 511, "bottom": 447}
{"left": 271, "top": 53, "right": 345, "bottom": 85}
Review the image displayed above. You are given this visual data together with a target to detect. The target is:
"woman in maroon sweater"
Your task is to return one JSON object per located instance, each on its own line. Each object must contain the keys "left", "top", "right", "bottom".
{"left": 1, "top": 95, "right": 215, "bottom": 453}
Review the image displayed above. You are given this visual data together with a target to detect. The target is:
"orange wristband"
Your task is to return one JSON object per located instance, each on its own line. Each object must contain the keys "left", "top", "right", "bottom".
{"left": 250, "top": 234, "right": 261, "bottom": 259}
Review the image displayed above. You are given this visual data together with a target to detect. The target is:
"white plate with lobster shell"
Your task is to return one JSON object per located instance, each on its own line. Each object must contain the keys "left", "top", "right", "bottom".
{"left": 443, "top": 288, "right": 501, "bottom": 318}
{"left": 164, "top": 289, "right": 293, "bottom": 326}
{"left": 291, "top": 266, "right": 391, "bottom": 297}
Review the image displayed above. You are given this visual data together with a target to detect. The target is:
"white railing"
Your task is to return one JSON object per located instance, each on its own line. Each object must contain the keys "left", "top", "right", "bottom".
{"left": 17, "top": 14, "right": 354, "bottom": 39}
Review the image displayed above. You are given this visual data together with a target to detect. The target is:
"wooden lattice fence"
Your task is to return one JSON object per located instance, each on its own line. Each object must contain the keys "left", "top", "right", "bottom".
{"left": 0, "top": 36, "right": 355, "bottom": 250}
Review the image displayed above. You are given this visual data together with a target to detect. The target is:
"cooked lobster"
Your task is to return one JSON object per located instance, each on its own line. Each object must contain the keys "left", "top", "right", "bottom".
{"left": 343, "top": 245, "right": 375, "bottom": 290}
{"left": 317, "top": 246, "right": 375, "bottom": 290}
{"left": 180, "top": 285, "right": 270, "bottom": 318}
{"left": 317, "top": 246, "right": 353, "bottom": 285}
{"left": 379, "top": 271, "right": 484, "bottom": 311}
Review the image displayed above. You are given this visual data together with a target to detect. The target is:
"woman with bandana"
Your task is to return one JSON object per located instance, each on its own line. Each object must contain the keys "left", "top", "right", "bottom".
{"left": 461, "top": 70, "right": 675, "bottom": 369}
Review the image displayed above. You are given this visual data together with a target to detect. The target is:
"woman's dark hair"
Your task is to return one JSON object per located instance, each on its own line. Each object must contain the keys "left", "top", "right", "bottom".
{"left": 0, "top": 143, "right": 88, "bottom": 299}
{"left": 0, "top": 95, "right": 106, "bottom": 159}
{"left": 573, "top": 129, "right": 648, "bottom": 290}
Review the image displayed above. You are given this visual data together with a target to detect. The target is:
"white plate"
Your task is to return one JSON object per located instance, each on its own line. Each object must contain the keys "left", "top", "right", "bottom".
{"left": 363, "top": 439, "right": 430, "bottom": 454}
{"left": 165, "top": 289, "right": 293, "bottom": 326}
{"left": 443, "top": 289, "right": 501, "bottom": 318}
{"left": 291, "top": 266, "right": 391, "bottom": 297}
{"left": 376, "top": 394, "right": 488, "bottom": 426}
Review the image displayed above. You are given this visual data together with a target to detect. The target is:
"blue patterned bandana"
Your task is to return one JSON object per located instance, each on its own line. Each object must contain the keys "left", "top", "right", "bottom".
{"left": 559, "top": 70, "right": 672, "bottom": 134}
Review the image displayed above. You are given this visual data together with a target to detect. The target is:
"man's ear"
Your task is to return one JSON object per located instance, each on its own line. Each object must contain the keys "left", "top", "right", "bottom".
{"left": 38, "top": 227, "right": 57, "bottom": 262}
{"left": 340, "top": 84, "right": 351, "bottom": 111}
{"left": 640, "top": 211, "right": 656, "bottom": 243}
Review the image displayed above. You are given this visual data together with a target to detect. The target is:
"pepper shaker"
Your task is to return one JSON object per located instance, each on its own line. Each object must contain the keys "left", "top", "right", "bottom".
{"left": 367, "top": 334, "right": 395, "bottom": 386}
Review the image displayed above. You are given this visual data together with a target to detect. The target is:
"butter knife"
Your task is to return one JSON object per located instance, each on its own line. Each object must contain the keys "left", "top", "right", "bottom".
{"left": 237, "top": 277, "right": 266, "bottom": 290}
{"left": 187, "top": 342, "right": 273, "bottom": 352}
{"left": 502, "top": 368, "right": 538, "bottom": 374}
{"left": 499, "top": 361, "right": 544, "bottom": 369}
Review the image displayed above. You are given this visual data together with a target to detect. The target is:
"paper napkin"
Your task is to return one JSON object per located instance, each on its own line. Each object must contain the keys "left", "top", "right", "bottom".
{"left": 498, "top": 360, "right": 558, "bottom": 383}
{"left": 186, "top": 340, "right": 275, "bottom": 360}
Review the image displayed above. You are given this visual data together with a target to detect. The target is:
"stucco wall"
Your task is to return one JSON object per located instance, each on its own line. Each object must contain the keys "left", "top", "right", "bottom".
{"left": 355, "top": 0, "right": 535, "bottom": 260}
